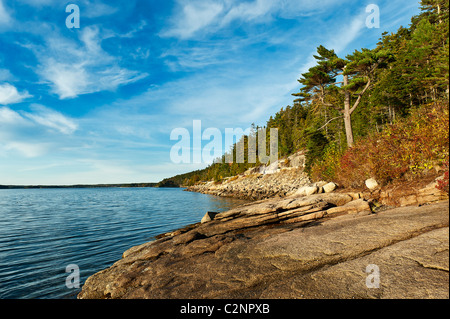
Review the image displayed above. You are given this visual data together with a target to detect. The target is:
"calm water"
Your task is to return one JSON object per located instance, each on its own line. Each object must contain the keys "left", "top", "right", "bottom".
{"left": 0, "top": 187, "right": 247, "bottom": 299}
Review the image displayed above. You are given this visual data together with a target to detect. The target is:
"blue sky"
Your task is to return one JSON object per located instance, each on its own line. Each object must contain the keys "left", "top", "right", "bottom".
{"left": 0, "top": 0, "right": 420, "bottom": 185}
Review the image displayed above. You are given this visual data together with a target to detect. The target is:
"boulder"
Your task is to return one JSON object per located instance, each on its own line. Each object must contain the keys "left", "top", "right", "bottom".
{"left": 314, "top": 181, "right": 328, "bottom": 187}
{"left": 322, "top": 182, "right": 337, "bottom": 193}
{"left": 305, "top": 186, "right": 319, "bottom": 196}
{"left": 294, "top": 186, "right": 307, "bottom": 196}
{"left": 365, "top": 178, "right": 379, "bottom": 190}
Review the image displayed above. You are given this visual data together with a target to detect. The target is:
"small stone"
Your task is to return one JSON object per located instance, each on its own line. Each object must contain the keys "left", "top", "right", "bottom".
{"left": 201, "top": 211, "right": 219, "bottom": 223}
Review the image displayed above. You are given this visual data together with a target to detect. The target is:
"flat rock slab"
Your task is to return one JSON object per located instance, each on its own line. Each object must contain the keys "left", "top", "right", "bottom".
{"left": 78, "top": 201, "right": 449, "bottom": 299}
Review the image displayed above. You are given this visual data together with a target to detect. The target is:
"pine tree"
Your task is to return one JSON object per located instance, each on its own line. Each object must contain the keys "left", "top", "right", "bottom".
{"left": 293, "top": 46, "right": 391, "bottom": 147}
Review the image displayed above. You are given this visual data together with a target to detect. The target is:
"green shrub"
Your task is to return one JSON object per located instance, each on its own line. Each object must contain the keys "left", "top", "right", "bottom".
{"left": 304, "top": 131, "right": 329, "bottom": 174}
{"left": 310, "top": 141, "right": 344, "bottom": 182}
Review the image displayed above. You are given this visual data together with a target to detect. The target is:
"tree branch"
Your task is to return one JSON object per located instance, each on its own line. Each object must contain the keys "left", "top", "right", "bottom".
{"left": 321, "top": 99, "right": 343, "bottom": 114}
{"left": 317, "top": 116, "right": 344, "bottom": 131}
{"left": 349, "top": 77, "right": 371, "bottom": 115}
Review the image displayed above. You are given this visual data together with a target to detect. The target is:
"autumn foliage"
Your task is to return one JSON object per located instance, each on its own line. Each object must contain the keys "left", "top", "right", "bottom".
{"left": 311, "top": 103, "right": 449, "bottom": 188}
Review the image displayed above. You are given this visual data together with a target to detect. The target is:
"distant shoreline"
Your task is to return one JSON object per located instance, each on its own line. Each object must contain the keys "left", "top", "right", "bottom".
{"left": 0, "top": 183, "right": 182, "bottom": 189}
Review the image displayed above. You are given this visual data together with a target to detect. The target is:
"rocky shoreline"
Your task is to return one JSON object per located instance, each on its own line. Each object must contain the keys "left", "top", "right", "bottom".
{"left": 185, "top": 152, "right": 311, "bottom": 200}
{"left": 186, "top": 167, "right": 311, "bottom": 200}
{"left": 78, "top": 176, "right": 449, "bottom": 299}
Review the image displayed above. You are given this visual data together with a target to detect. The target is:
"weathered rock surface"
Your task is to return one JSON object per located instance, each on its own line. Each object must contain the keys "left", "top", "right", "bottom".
{"left": 78, "top": 192, "right": 449, "bottom": 299}
{"left": 367, "top": 177, "right": 449, "bottom": 208}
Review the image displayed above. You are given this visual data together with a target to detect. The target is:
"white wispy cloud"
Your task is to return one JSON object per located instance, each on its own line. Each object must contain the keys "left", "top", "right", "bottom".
{"left": 2, "top": 142, "right": 50, "bottom": 158}
{"left": 0, "top": 106, "right": 28, "bottom": 124}
{"left": 0, "top": 68, "right": 13, "bottom": 81}
{"left": 82, "top": 0, "right": 119, "bottom": 18}
{"left": 325, "top": 11, "right": 366, "bottom": 54}
{"left": 161, "top": 43, "right": 237, "bottom": 71}
{"left": 0, "top": 105, "right": 78, "bottom": 159}
{"left": 23, "top": 104, "right": 78, "bottom": 135}
{"left": 0, "top": 0, "right": 12, "bottom": 27}
{"left": 161, "top": 0, "right": 346, "bottom": 39}
{"left": 30, "top": 26, "right": 148, "bottom": 99}
{"left": 161, "top": 0, "right": 225, "bottom": 39}
{"left": 221, "top": 0, "right": 274, "bottom": 25}
{"left": 0, "top": 105, "right": 78, "bottom": 134}
{"left": 0, "top": 83, "right": 32, "bottom": 105}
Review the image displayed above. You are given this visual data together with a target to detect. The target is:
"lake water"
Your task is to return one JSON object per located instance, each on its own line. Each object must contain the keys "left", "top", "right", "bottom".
{"left": 0, "top": 187, "right": 247, "bottom": 299}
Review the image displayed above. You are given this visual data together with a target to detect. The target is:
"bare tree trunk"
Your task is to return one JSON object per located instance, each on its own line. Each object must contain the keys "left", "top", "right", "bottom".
{"left": 392, "top": 105, "right": 395, "bottom": 123}
{"left": 438, "top": 4, "right": 442, "bottom": 24}
{"left": 343, "top": 74, "right": 354, "bottom": 148}
{"left": 388, "top": 104, "right": 392, "bottom": 125}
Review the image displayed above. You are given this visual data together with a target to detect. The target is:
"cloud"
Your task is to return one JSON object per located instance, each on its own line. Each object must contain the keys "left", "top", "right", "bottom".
{"left": 23, "top": 104, "right": 78, "bottom": 135}
{"left": 161, "top": 43, "right": 236, "bottom": 71}
{"left": 0, "top": 0, "right": 12, "bottom": 27}
{"left": 161, "top": 0, "right": 224, "bottom": 39}
{"left": 0, "top": 106, "right": 28, "bottom": 124}
{"left": 161, "top": 0, "right": 345, "bottom": 39}
{"left": 221, "top": 0, "right": 274, "bottom": 25}
{"left": 31, "top": 26, "right": 148, "bottom": 99}
{"left": 0, "top": 105, "right": 78, "bottom": 134}
{"left": 325, "top": 12, "right": 366, "bottom": 54}
{"left": 0, "top": 105, "right": 78, "bottom": 160}
{"left": 17, "top": 0, "right": 118, "bottom": 16}
{"left": 0, "top": 83, "right": 32, "bottom": 105}
{"left": 82, "top": 0, "right": 119, "bottom": 18}
{"left": 2, "top": 142, "right": 50, "bottom": 158}
{"left": 0, "top": 68, "right": 13, "bottom": 81}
